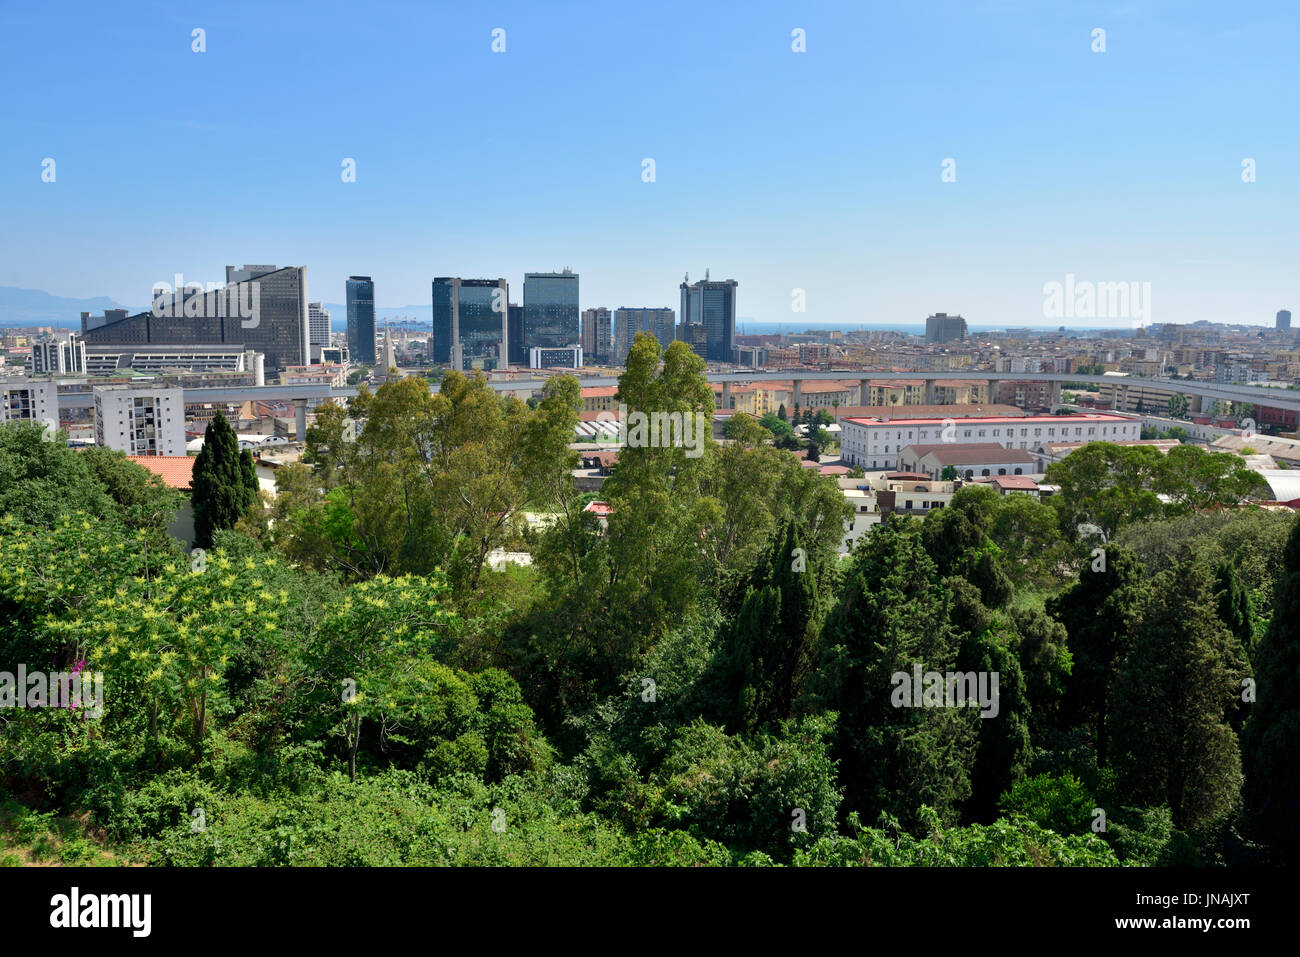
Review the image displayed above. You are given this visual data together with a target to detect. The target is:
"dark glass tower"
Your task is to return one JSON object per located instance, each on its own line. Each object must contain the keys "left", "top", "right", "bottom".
{"left": 346, "top": 276, "right": 376, "bottom": 364}
{"left": 523, "top": 269, "right": 579, "bottom": 350}
{"left": 508, "top": 304, "right": 525, "bottom": 366}
{"left": 678, "top": 275, "right": 737, "bottom": 363}
{"left": 432, "top": 277, "right": 509, "bottom": 370}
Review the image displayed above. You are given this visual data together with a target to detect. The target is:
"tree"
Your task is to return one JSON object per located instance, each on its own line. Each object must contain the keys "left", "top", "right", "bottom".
{"left": 813, "top": 520, "right": 978, "bottom": 829}
{"left": 1047, "top": 546, "right": 1148, "bottom": 766}
{"left": 941, "top": 465, "right": 958, "bottom": 481}
{"left": 1167, "top": 393, "right": 1190, "bottom": 419}
{"left": 777, "top": 404, "right": 787, "bottom": 422}
{"left": 723, "top": 520, "right": 824, "bottom": 733}
{"left": 191, "top": 412, "right": 259, "bottom": 549}
{"left": 1243, "top": 516, "right": 1300, "bottom": 861}
{"left": 1110, "top": 562, "right": 1247, "bottom": 832}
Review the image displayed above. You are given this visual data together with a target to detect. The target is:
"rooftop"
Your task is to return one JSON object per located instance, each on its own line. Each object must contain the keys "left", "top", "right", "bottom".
{"left": 904, "top": 443, "right": 1037, "bottom": 466}
{"left": 125, "top": 455, "right": 195, "bottom": 490}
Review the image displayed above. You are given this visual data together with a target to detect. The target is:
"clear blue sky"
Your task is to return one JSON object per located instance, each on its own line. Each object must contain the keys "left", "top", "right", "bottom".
{"left": 1, "top": 0, "right": 1296, "bottom": 327}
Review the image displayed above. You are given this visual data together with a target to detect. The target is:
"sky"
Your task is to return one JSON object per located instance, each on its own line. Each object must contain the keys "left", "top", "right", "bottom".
{"left": 1, "top": 0, "right": 1297, "bottom": 328}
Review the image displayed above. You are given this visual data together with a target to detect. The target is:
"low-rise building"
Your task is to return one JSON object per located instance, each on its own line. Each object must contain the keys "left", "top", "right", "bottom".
{"left": 899, "top": 442, "right": 1037, "bottom": 480}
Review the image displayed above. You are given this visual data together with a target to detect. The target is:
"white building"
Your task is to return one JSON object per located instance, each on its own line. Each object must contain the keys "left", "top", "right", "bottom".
{"left": 29, "top": 334, "right": 86, "bottom": 375}
{"left": 1, "top": 380, "right": 59, "bottom": 427}
{"left": 840, "top": 412, "right": 1142, "bottom": 472}
{"left": 93, "top": 387, "right": 186, "bottom": 456}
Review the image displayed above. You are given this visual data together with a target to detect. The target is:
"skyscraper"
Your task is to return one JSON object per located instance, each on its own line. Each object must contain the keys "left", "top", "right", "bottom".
{"left": 1278, "top": 309, "right": 1292, "bottom": 331}
{"left": 346, "top": 276, "right": 376, "bottom": 365}
{"left": 581, "top": 307, "right": 612, "bottom": 362}
{"left": 507, "top": 304, "right": 525, "bottom": 366}
{"left": 614, "top": 307, "right": 675, "bottom": 364}
{"left": 308, "top": 302, "right": 331, "bottom": 361}
{"left": 925, "top": 312, "right": 968, "bottom": 343}
{"left": 524, "top": 269, "right": 579, "bottom": 350}
{"left": 432, "top": 278, "right": 509, "bottom": 371}
{"left": 678, "top": 274, "right": 737, "bottom": 363}
{"left": 82, "top": 265, "right": 309, "bottom": 372}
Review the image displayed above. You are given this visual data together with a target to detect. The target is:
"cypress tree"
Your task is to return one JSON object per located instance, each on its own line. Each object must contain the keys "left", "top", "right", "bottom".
{"left": 191, "top": 411, "right": 258, "bottom": 548}
{"left": 1243, "top": 518, "right": 1300, "bottom": 861}
{"left": 724, "top": 520, "right": 822, "bottom": 733}
{"left": 1111, "top": 561, "right": 1246, "bottom": 832}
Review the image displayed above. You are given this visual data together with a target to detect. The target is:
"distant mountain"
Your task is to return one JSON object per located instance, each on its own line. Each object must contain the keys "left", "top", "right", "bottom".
{"left": 0, "top": 287, "right": 140, "bottom": 328}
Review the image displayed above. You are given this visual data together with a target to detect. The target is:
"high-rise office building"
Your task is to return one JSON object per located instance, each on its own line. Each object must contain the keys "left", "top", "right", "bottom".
{"left": 925, "top": 312, "right": 968, "bottom": 343}
{"left": 1278, "top": 309, "right": 1292, "bottom": 331}
{"left": 346, "top": 277, "right": 376, "bottom": 365}
{"left": 29, "top": 333, "right": 86, "bottom": 374}
{"left": 524, "top": 269, "right": 579, "bottom": 350}
{"left": 507, "top": 304, "right": 525, "bottom": 366}
{"left": 614, "top": 308, "right": 675, "bottom": 364}
{"left": 308, "top": 302, "right": 331, "bottom": 361}
{"left": 678, "top": 274, "right": 737, "bottom": 363}
{"left": 432, "top": 278, "right": 509, "bottom": 371}
{"left": 581, "top": 307, "right": 612, "bottom": 363}
{"left": 82, "top": 266, "right": 309, "bottom": 372}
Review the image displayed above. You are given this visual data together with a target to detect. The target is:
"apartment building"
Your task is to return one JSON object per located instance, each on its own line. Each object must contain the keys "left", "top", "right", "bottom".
{"left": 1, "top": 380, "right": 59, "bottom": 427}
{"left": 93, "top": 386, "right": 186, "bottom": 456}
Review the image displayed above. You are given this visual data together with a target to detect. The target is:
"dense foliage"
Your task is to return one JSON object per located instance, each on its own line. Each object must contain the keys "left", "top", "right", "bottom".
{"left": 0, "top": 343, "right": 1291, "bottom": 866}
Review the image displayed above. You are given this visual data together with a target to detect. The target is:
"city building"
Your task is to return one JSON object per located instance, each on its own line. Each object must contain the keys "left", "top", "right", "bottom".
{"left": 1, "top": 380, "right": 59, "bottom": 426}
{"left": 308, "top": 302, "right": 331, "bottom": 361}
{"left": 614, "top": 307, "right": 675, "bottom": 363}
{"left": 678, "top": 274, "right": 737, "bottom": 363}
{"left": 529, "top": 345, "right": 583, "bottom": 369}
{"left": 29, "top": 333, "right": 86, "bottom": 374}
{"left": 81, "top": 266, "right": 310, "bottom": 372}
{"left": 581, "top": 307, "right": 612, "bottom": 363}
{"left": 1278, "top": 309, "right": 1292, "bottom": 332}
{"left": 93, "top": 386, "right": 186, "bottom": 456}
{"left": 507, "top": 304, "right": 525, "bottom": 366}
{"left": 840, "top": 411, "right": 1140, "bottom": 471}
{"left": 925, "top": 312, "right": 968, "bottom": 344}
{"left": 523, "top": 269, "right": 579, "bottom": 351}
{"left": 432, "top": 278, "right": 509, "bottom": 370}
{"left": 899, "top": 442, "right": 1038, "bottom": 480}
{"left": 346, "top": 276, "right": 376, "bottom": 365}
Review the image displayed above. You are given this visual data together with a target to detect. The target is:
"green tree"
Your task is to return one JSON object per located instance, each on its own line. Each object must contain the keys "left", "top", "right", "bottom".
{"left": 1047, "top": 546, "right": 1148, "bottom": 766}
{"left": 1110, "top": 562, "right": 1247, "bottom": 832}
{"left": 1243, "top": 516, "right": 1300, "bottom": 862}
{"left": 723, "top": 520, "right": 824, "bottom": 733}
{"left": 191, "top": 412, "right": 259, "bottom": 549}
{"left": 813, "top": 520, "right": 978, "bottom": 829}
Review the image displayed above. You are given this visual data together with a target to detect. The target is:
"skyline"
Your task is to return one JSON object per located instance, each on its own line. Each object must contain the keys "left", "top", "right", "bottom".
{"left": 2, "top": 1, "right": 1298, "bottom": 328}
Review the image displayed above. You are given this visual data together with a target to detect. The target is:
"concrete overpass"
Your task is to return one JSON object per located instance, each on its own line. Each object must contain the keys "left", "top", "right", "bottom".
{"left": 54, "top": 371, "right": 1300, "bottom": 441}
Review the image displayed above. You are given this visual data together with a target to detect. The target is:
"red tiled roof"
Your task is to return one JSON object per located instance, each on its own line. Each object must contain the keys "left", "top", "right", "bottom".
{"left": 126, "top": 455, "right": 195, "bottom": 490}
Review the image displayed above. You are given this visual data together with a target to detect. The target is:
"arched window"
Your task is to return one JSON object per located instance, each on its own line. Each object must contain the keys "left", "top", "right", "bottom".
{"left": 981, "top": 469, "right": 990, "bottom": 477}
{"left": 1014, "top": 467, "right": 1022, "bottom": 475}
{"left": 998, "top": 468, "right": 1006, "bottom": 475}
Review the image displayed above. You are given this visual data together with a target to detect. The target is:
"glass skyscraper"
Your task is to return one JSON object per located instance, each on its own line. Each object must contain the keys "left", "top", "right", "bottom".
{"left": 523, "top": 269, "right": 579, "bottom": 350}
{"left": 432, "top": 278, "right": 509, "bottom": 370}
{"left": 678, "top": 275, "right": 737, "bottom": 363}
{"left": 346, "top": 276, "right": 376, "bottom": 365}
